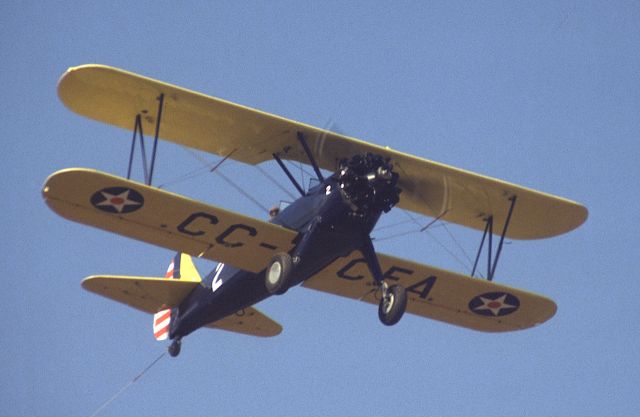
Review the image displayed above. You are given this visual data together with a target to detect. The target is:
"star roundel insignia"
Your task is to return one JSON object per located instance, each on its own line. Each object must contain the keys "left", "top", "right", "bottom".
{"left": 468, "top": 292, "right": 520, "bottom": 317}
{"left": 90, "top": 187, "right": 144, "bottom": 214}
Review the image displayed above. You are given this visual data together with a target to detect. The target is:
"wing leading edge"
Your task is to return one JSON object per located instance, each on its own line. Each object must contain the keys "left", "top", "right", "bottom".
{"left": 58, "top": 64, "right": 587, "bottom": 240}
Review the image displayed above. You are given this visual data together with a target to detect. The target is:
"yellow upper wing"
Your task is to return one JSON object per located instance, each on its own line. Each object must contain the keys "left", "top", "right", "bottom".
{"left": 43, "top": 168, "right": 297, "bottom": 273}
{"left": 302, "top": 251, "right": 557, "bottom": 332}
{"left": 58, "top": 64, "right": 587, "bottom": 239}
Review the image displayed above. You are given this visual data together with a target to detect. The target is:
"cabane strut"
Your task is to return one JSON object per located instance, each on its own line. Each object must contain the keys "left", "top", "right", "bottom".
{"left": 272, "top": 131, "right": 325, "bottom": 196}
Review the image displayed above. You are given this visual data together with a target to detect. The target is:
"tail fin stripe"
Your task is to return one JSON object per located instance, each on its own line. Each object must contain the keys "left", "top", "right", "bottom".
{"left": 154, "top": 310, "right": 171, "bottom": 325}
{"left": 154, "top": 326, "right": 169, "bottom": 340}
{"left": 165, "top": 260, "right": 174, "bottom": 278}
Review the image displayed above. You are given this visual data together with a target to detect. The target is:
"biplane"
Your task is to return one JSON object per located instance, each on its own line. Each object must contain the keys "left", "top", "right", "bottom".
{"left": 43, "top": 65, "right": 587, "bottom": 357}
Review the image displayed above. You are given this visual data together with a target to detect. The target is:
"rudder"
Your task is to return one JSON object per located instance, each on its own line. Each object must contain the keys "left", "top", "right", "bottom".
{"left": 153, "top": 253, "right": 201, "bottom": 340}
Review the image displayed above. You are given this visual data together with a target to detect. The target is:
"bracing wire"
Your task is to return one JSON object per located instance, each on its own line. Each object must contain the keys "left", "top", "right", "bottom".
{"left": 254, "top": 165, "right": 297, "bottom": 200}
{"left": 172, "top": 117, "right": 335, "bottom": 199}
{"left": 88, "top": 352, "right": 166, "bottom": 417}
{"left": 373, "top": 218, "right": 427, "bottom": 232}
{"left": 372, "top": 229, "right": 421, "bottom": 242}
{"left": 185, "top": 147, "right": 224, "bottom": 170}
{"left": 163, "top": 148, "right": 270, "bottom": 214}
{"left": 423, "top": 229, "right": 477, "bottom": 274}
{"left": 400, "top": 209, "right": 426, "bottom": 229}
{"left": 372, "top": 223, "right": 447, "bottom": 242}
{"left": 395, "top": 210, "right": 480, "bottom": 275}
{"left": 291, "top": 160, "right": 315, "bottom": 180}
{"left": 156, "top": 147, "right": 230, "bottom": 188}
{"left": 155, "top": 164, "right": 213, "bottom": 188}
{"left": 215, "top": 170, "right": 270, "bottom": 213}
{"left": 441, "top": 222, "right": 477, "bottom": 271}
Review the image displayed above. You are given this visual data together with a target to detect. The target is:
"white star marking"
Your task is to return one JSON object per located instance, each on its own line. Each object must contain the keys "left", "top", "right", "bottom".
{"left": 95, "top": 189, "right": 142, "bottom": 213}
{"left": 473, "top": 294, "right": 518, "bottom": 316}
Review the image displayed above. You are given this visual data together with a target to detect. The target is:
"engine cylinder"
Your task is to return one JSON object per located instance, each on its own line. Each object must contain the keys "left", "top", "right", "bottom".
{"left": 336, "top": 153, "right": 401, "bottom": 215}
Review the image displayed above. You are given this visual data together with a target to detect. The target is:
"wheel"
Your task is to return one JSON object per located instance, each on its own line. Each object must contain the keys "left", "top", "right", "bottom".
{"left": 265, "top": 252, "right": 293, "bottom": 295}
{"left": 378, "top": 285, "right": 407, "bottom": 326}
{"left": 168, "top": 339, "right": 181, "bottom": 357}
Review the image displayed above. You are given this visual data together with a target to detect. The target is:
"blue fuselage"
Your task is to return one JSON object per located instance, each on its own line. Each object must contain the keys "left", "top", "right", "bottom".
{"left": 170, "top": 176, "right": 383, "bottom": 339}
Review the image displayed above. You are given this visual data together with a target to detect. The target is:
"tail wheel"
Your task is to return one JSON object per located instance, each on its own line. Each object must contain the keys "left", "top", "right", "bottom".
{"left": 168, "top": 339, "right": 181, "bottom": 357}
{"left": 265, "top": 252, "right": 293, "bottom": 295}
{"left": 378, "top": 285, "right": 407, "bottom": 326}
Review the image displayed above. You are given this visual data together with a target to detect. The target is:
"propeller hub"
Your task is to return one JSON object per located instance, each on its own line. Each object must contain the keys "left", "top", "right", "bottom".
{"left": 336, "top": 153, "right": 401, "bottom": 215}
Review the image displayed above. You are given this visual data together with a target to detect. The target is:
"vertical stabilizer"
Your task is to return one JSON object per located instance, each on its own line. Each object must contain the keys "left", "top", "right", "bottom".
{"left": 153, "top": 253, "right": 201, "bottom": 340}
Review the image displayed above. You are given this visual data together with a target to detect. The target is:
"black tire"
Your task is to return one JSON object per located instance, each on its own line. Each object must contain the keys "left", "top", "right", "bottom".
{"left": 265, "top": 252, "right": 293, "bottom": 295}
{"left": 168, "top": 339, "right": 181, "bottom": 357}
{"left": 378, "top": 285, "right": 407, "bottom": 326}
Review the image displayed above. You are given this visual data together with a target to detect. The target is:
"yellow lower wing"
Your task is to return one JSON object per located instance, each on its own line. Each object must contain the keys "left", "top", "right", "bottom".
{"left": 43, "top": 168, "right": 297, "bottom": 273}
{"left": 303, "top": 251, "right": 556, "bottom": 332}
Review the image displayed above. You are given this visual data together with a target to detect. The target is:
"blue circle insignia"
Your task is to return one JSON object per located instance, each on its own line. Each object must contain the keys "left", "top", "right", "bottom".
{"left": 90, "top": 187, "right": 144, "bottom": 214}
{"left": 468, "top": 292, "right": 520, "bottom": 317}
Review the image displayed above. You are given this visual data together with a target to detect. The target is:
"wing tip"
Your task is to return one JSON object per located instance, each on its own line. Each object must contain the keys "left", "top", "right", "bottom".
{"left": 81, "top": 275, "right": 110, "bottom": 292}
{"left": 57, "top": 64, "right": 128, "bottom": 115}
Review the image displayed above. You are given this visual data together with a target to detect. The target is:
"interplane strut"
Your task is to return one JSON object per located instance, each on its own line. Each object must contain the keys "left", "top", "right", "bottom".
{"left": 126, "top": 93, "right": 164, "bottom": 186}
{"left": 471, "top": 195, "right": 517, "bottom": 281}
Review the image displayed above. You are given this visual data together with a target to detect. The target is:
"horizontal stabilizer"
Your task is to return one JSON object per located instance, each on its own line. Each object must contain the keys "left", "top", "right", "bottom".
{"left": 43, "top": 168, "right": 297, "bottom": 272}
{"left": 303, "top": 251, "right": 557, "bottom": 332}
{"left": 83, "top": 275, "right": 282, "bottom": 337}
{"left": 82, "top": 275, "right": 200, "bottom": 314}
{"left": 205, "top": 307, "right": 282, "bottom": 337}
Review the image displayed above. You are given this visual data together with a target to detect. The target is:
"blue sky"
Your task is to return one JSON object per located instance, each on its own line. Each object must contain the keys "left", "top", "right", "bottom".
{"left": 2, "top": 1, "right": 639, "bottom": 416}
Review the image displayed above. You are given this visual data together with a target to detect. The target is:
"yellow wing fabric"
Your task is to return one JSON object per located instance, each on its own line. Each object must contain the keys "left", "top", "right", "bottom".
{"left": 58, "top": 64, "right": 587, "bottom": 239}
{"left": 302, "top": 251, "right": 557, "bottom": 332}
{"left": 43, "top": 168, "right": 297, "bottom": 273}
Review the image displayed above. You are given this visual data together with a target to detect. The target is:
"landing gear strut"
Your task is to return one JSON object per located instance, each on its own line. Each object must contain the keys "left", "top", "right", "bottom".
{"left": 168, "top": 338, "right": 181, "bottom": 357}
{"left": 360, "top": 237, "right": 407, "bottom": 326}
